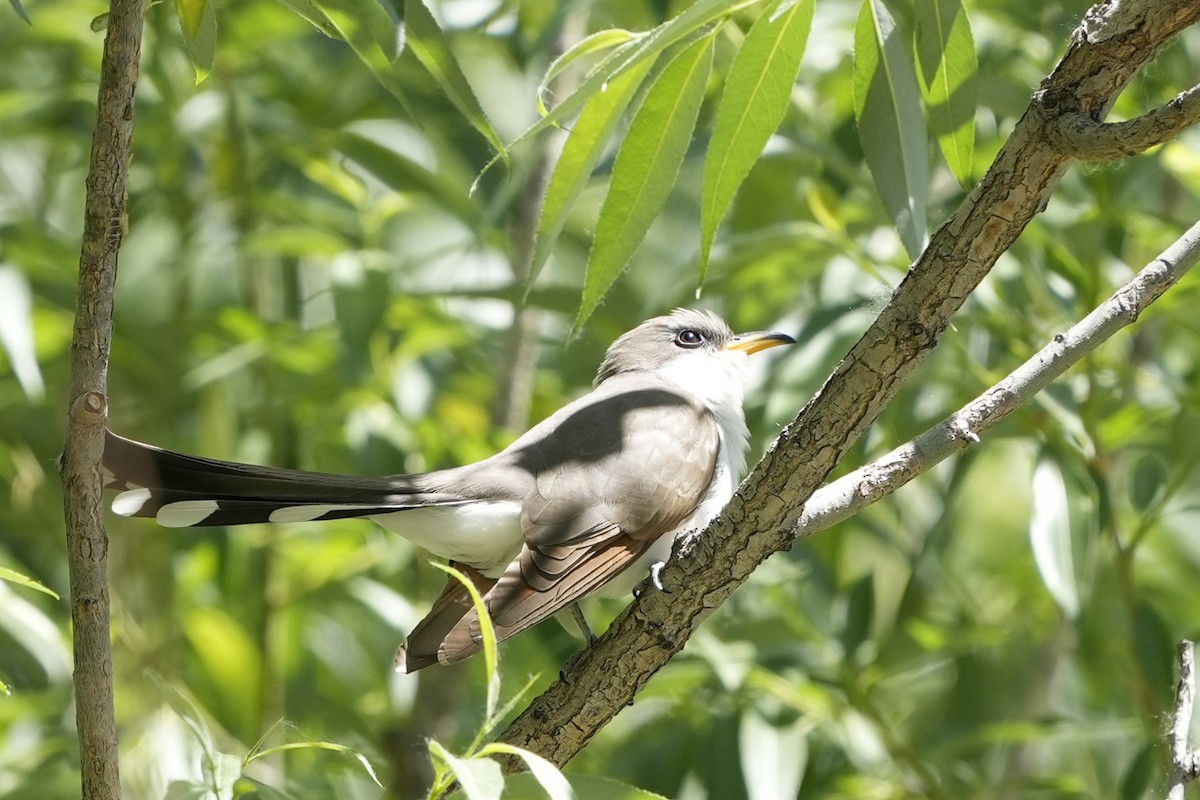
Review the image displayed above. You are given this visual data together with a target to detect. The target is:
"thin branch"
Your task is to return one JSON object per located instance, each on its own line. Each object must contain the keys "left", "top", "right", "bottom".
{"left": 1168, "top": 640, "right": 1200, "bottom": 800}
{"left": 1049, "top": 83, "right": 1200, "bottom": 159}
{"left": 495, "top": 0, "right": 1200, "bottom": 770}
{"left": 59, "top": 0, "right": 147, "bottom": 797}
{"left": 796, "top": 218, "right": 1200, "bottom": 538}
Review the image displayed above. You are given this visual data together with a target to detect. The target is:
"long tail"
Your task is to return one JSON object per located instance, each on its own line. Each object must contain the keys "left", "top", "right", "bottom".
{"left": 103, "top": 430, "right": 464, "bottom": 528}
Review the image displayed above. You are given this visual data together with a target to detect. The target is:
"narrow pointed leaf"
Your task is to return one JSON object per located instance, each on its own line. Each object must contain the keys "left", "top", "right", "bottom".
{"left": 537, "top": 29, "right": 641, "bottom": 114}
{"left": 433, "top": 562, "right": 500, "bottom": 721}
{"left": 699, "top": 0, "right": 814, "bottom": 283}
{"left": 494, "top": 0, "right": 748, "bottom": 173}
{"left": 404, "top": 0, "right": 505, "bottom": 156}
{"left": 344, "top": 0, "right": 402, "bottom": 62}
{"left": 853, "top": 0, "right": 929, "bottom": 259}
{"left": 300, "top": 0, "right": 415, "bottom": 116}
{"left": 428, "top": 742, "right": 503, "bottom": 800}
{"left": 479, "top": 743, "right": 576, "bottom": 800}
{"left": 914, "top": 0, "right": 977, "bottom": 186}
{"left": 7, "top": 0, "right": 30, "bottom": 24}
{"left": 1029, "top": 457, "right": 1079, "bottom": 619}
{"left": 271, "top": 0, "right": 339, "bottom": 38}
{"left": 0, "top": 567, "right": 60, "bottom": 600}
{"left": 528, "top": 59, "right": 656, "bottom": 290}
{"left": 575, "top": 32, "right": 716, "bottom": 331}
{"left": 175, "top": 0, "right": 217, "bottom": 83}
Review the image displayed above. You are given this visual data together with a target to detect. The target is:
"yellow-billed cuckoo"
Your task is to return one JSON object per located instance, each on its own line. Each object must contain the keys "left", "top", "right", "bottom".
{"left": 102, "top": 309, "right": 793, "bottom": 671}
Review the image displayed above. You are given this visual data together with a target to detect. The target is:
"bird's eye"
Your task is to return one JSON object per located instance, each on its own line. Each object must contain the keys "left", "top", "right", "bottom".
{"left": 674, "top": 329, "right": 705, "bottom": 348}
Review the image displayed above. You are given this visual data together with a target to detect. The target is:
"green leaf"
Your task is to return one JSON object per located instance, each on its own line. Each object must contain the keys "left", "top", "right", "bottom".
{"left": 838, "top": 573, "right": 874, "bottom": 656}
{"left": 495, "top": 0, "right": 750, "bottom": 176}
{"left": 404, "top": 0, "right": 505, "bottom": 157}
{"left": 8, "top": 0, "right": 30, "bottom": 24}
{"left": 269, "top": 0, "right": 339, "bottom": 39}
{"left": 0, "top": 265, "right": 44, "bottom": 398}
{"left": 575, "top": 32, "right": 716, "bottom": 331}
{"left": 290, "top": 0, "right": 415, "bottom": 116}
{"left": 477, "top": 743, "right": 575, "bottom": 800}
{"left": 528, "top": 58, "right": 655, "bottom": 291}
{"left": 537, "top": 29, "right": 641, "bottom": 115}
{"left": 247, "top": 740, "right": 383, "bottom": 787}
{"left": 1119, "top": 744, "right": 1156, "bottom": 800}
{"left": 175, "top": 0, "right": 218, "bottom": 83}
{"left": 432, "top": 562, "right": 500, "bottom": 721}
{"left": 853, "top": 0, "right": 929, "bottom": 259}
{"left": 336, "top": 131, "right": 481, "bottom": 226}
{"left": 738, "top": 707, "right": 807, "bottom": 800}
{"left": 0, "top": 567, "right": 60, "bottom": 600}
{"left": 699, "top": 0, "right": 814, "bottom": 283}
{"left": 914, "top": 0, "right": 977, "bottom": 186}
{"left": 1028, "top": 457, "right": 1078, "bottom": 619}
{"left": 429, "top": 741, "right": 503, "bottom": 800}
{"left": 1129, "top": 452, "right": 1167, "bottom": 511}
{"left": 503, "top": 773, "right": 668, "bottom": 800}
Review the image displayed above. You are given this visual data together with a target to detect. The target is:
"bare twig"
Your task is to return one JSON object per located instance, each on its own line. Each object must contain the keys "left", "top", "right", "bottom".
{"left": 1168, "top": 640, "right": 1200, "bottom": 800}
{"left": 59, "top": 0, "right": 147, "bottom": 796}
{"left": 795, "top": 219, "right": 1200, "bottom": 538}
{"left": 1049, "top": 83, "right": 1200, "bottom": 159}
{"left": 495, "top": 0, "right": 1200, "bottom": 769}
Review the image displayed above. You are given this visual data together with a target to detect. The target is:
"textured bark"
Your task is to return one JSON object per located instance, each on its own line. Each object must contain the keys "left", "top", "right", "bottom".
{"left": 59, "top": 0, "right": 147, "bottom": 796}
{"left": 495, "top": 0, "right": 1200, "bottom": 769}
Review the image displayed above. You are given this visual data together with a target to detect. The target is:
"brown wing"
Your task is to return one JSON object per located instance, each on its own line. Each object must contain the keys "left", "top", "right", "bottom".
{"left": 434, "top": 382, "right": 720, "bottom": 665}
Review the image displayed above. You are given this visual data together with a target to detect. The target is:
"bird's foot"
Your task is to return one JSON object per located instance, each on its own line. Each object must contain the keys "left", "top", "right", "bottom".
{"left": 633, "top": 559, "right": 670, "bottom": 599}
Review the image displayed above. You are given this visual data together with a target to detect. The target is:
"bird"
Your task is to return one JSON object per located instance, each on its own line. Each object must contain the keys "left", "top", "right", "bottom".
{"left": 102, "top": 308, "right": 794, "bottom": 671}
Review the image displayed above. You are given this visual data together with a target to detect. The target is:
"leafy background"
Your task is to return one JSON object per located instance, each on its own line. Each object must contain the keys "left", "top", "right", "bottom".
{"left": 3, "top": 0, "right": 1200, "bottom": 797}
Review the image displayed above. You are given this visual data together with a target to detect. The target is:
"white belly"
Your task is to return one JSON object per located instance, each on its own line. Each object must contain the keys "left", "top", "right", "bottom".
{"left": 370, "top": 501, "right": 523, "bottom": 578}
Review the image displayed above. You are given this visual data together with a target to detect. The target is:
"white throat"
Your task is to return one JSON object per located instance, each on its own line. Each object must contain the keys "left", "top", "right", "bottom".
{"left": 655, "top": 349, "right": 752, "bottom": 517}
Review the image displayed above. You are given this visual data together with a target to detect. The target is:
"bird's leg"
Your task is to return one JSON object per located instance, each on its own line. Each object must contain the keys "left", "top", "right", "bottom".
{"left": 558, "top": 604, "right": 599, "bottom": 683}
{"left": 570, "top": 603, "right": 598, "bottom": 646}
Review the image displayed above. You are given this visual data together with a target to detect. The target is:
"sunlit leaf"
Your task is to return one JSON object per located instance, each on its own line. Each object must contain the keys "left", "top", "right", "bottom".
{"left": 504, "top": 773, "right": 668, "bottom": 800}
{"left": 248, "top": 740, "right": 383, "bottom": 787}
{"left": 738, "top": 707, "right": 807, "bottom": 800}
{"left": 529, "top": 58, "right": 655, "bottom": 290}
{"left": 537, "top": 29, "right": 641, "bottom": 115}
{"left": 494, "top": 0, "right": 750, "bottom": 175}
{"left": 0, "top": 567, "right": 59, "bottom": 599}
{"left": 914, "top": 0, "right": 976, "bottom": 186}
{"left": 478, "top": 743, "right": 575, "bottom": 800}
{"left": 699, "top": 0, "right": 814, "bottom": 283}
{"left": 0, "top": 266, "right": 44, "bottom": 399}
{"left": 175, "top": 0, "right": 218, "bottom": 83}
{"left": 1029, "top": 457, "right": 1078, "bottom": 619}
{"left": 854, "top": 0, "right": 928, "bottom": 259}
{"left": 428, "top": 741, "right": 503, "bottom": 800}
{"left": 433, "top": 562, "right": 500, "bottom": 721}
{"left": 404, "top": 0, "right": 505, "bottom": 156}
{"left": 576, "top": 31, "right": 716, "bottom": 330}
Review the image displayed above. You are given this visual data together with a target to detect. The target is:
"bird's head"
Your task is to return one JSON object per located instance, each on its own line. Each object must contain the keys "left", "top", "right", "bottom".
{"left": 594, "top": 309, "right": 795, "bottom": 401}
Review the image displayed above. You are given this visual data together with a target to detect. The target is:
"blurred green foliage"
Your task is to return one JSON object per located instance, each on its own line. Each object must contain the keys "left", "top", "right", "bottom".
{"left": 3, "top": 0, "right": 1200, "bottom": 798}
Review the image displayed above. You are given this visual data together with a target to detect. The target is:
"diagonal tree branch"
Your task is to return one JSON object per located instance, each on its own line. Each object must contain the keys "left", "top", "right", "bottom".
{"left": 796, "top": 218, "right": 1200, "bottom": 537}
{"left": 58, "top": 0, "right": 147, "bottom": 796}
{"left": 495, "top": 0, "right": 1200, "bottom": 769}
